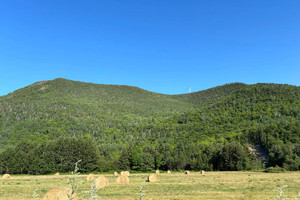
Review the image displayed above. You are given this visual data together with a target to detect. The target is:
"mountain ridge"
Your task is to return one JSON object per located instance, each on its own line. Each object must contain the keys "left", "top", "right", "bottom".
{"left": 0, "top": 78, "right": 300, "bottom": 173}
{"left": 0, "top": 79, "right": 298, "bottom": 147}
{"left": 2, "top": 78, "right": 248, "bottom": 96}
{"left": 0, "top": 78, "right": 247, "bottom": 148}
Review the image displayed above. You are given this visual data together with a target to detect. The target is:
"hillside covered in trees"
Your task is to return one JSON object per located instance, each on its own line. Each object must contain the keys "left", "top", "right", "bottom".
{"left": 0, "top": 78, "right": 299, "bottom": 174}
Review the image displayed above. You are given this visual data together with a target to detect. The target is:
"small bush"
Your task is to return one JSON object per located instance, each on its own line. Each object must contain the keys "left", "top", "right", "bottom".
{"left": 265, "top": 166, "right": 285, "bottom": 173}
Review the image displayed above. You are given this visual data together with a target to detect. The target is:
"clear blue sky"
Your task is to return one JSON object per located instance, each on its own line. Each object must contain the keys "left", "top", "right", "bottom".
{"left": 0, "top": 0, "right": 299, "bottom": 96}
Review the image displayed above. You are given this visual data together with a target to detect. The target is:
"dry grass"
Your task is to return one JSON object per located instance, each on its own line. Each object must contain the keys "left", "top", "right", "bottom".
{"left": 0, "top": 172, "right": 300, "bottom": 200}
{"left": 86, "top": 174, "right": 95, "bottom": 181}
{"left": 2, "top": 174, "right": 10, "bottom": 179}
{"left": 185, "top": 170, "right": 191, "bottom": 175}
{"left": 113, "top": 172, "right": 119, "bottom": 176}
{"left": 41, "top": 187, "right": 75, "bottom": 200}
{"left": 120, "top": 171, "right": 130, "bottom": 177}
{"left": 147, "top": 174, "right": 158, "bottom": 182}
{"left": 95, "top": 176, "right": 109, "bottom": 189}
{"left": 116, "top": 175, "right": 129, "bottom": 184}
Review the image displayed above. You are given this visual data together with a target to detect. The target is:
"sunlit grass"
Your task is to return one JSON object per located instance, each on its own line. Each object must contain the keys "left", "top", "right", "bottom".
{"left": 0, "top": 171, "right": 300, "bottom": 200}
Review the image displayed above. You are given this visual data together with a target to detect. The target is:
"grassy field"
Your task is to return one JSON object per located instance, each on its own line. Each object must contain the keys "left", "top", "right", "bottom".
{"left": 1, "top": 171, "right": 300, "bottom": 200}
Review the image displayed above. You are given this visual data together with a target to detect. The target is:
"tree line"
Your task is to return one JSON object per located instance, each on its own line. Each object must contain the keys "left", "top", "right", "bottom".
{"left": 0, "top": 136, "right": 281, "bottom": 175}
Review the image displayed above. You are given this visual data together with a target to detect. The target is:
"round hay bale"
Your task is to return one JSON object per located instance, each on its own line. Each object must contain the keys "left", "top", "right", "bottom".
{"left": 201, "top": 170, "right": 205, "bottom": 175}
{"left": 147, "top": 174, "right": 158, "bottom": 182}
{"left": 116, "top": 175, "right": 129, "bottom": 184}
{"left": 114, "top": 171, "right": 119, "bottom": 176}
{"left": 120, "top": 171, "right": 130, "bottom": 176}
{"left": 185, "top": 170, "right": 191, "bottom": 175}
{"left": 86, "top": 174, "right": 95, "bottom": 181}
{"left": 41, "top": 187, "right": 75, "bottom": 200}
{"left": 95, "top": 176, "right": 109, "bottom": 189}
{"left": 167, "top": 170, "right": 171, "bottom": 174}
{"left": 156, "top": 170, "right": 160, "bottom": 174}
{"left": 54, "top": 172, "right": 60, "bottom": 176}
{"left": 2, "top": 174, "right": 10, "bottom": 179}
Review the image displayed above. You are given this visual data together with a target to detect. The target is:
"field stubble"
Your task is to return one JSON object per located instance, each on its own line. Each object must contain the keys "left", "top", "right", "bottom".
{"left": 0, "top": 171, "right": 299, "bottom": 200}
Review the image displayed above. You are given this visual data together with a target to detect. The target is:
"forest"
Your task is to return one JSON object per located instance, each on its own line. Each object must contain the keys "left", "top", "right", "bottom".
{"left": 0, "top": 79, "right": 299, "bottom": 174}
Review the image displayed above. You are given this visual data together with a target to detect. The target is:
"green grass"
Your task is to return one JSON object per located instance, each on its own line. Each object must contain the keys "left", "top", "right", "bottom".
{"left": 1, "top": 172, "right": 300, "bottom": 200}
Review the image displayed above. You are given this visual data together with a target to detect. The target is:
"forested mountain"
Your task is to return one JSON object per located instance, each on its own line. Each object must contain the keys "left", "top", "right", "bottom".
{"left": 0, "top": 79, "right": 299, "bottom": 174}
{"left": 0, "top": 78, "right": 244, "bottom": 148}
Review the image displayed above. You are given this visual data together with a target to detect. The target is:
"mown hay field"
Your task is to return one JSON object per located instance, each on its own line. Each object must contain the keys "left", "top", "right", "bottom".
{"left": 0, "top": 171, "right": 300, "bottom": 200}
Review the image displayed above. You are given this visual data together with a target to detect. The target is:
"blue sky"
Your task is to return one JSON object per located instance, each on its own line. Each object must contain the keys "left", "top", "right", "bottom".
{"left": 0, "top": 0, "right": 299, "bottom": 96}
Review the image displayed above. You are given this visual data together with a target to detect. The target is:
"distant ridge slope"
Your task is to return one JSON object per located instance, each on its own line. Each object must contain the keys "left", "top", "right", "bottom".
{"left": 173, "top": 82, "right": 247, "bottom": 107}
{"left": 0, "top": 79, "right": 299, "bottom": 153}
{"left": 166, "top": 83, "right": 300, "bottom": 155}
{"left": 0, "top": 78, "right": 243, "bottom": 148}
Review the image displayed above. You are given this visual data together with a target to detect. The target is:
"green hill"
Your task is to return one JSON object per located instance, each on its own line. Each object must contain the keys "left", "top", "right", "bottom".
{"left": 0, "top": 79, "right": 299, "bottom": 174}
{"left": 0, "top": 78, "right": 244, "bottom": 148}
{"left": 170, "top": 83, "right": 300, "bottom": 142}
{"left": 157, "top": 83, "right": 300, "bottom": 170}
